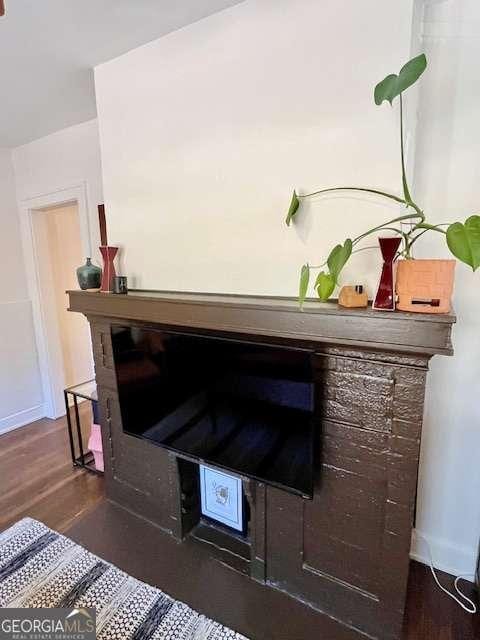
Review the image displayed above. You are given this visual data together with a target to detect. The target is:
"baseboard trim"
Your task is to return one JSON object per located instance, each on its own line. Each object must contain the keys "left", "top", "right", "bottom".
{"left": 0, "top": 404, "right": 46, "bottom": 435}
{"left": 411, "top": 528, "right": 478, "bottom": 582}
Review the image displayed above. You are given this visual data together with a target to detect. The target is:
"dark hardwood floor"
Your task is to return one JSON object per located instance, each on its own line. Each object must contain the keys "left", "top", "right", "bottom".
{"left": 403, "top": 562, "right": 478, "bottom": 640}
{"left": 0, "top": 411, "right": 478, "bottom": 639}
{"left": 0, "top": 403, "right": 104, "bottom": 533}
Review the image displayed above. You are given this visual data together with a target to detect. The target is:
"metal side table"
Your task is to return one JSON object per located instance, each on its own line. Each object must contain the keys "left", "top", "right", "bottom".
{"left": 64, "top": 379, "right": 103, "bottom": 475}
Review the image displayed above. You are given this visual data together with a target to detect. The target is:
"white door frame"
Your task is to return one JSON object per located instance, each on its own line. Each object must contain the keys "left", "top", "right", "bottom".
{"left": 19, "top": 183, "right": 92, "bottom": 419}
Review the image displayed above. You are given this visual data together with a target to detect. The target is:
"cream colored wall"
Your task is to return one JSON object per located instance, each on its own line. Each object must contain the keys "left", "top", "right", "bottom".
{"left": 12, "top": 118, "right": 104, "bottom": 421}
{"left": 94, "top": 0, "right": 479, "bottom": 576}
{"left": 32, "top": 204, "right": 94, "bottom": 389}
{"left": 13, "top": 119, "right": 104, "bottom": 264}
{"left": 408, "top": 0, "right": 480, "bottom": 577}
{"left": 0, "top": 148, "right": 43, "bottom": 433}
{"left": 95, "top": 0, "right": 414, "bottom": 295}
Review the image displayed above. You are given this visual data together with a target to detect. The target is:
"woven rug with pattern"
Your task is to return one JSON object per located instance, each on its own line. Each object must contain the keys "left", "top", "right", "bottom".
{"left": 0, "top": 518, "right": 248, "bottom": 640}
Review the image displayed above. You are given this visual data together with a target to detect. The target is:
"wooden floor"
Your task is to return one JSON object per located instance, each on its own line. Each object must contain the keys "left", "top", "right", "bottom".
{"left": 0, "top": 403, "right": 104, "bottom": 533}
{"left": 0, "top": 412, "right": 478, "bottom": 639}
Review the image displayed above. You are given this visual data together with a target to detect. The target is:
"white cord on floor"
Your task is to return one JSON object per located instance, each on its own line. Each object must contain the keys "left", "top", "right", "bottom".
{"left": 416, "top": 531, "right": 477, "bottom": 614}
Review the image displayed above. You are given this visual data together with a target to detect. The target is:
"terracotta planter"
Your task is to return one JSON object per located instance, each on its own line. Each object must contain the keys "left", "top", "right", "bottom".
{"left": 396, "top": 259, "right": 456, "bottom": 314}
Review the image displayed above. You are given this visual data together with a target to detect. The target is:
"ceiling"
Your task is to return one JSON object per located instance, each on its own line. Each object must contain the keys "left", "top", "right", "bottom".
{"left": 0, "top": 0, "right": 243, "bottom": 147}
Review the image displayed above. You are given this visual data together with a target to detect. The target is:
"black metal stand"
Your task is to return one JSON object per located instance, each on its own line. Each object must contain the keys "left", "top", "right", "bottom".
{"left": 64, "top": 380, "right": 103, "bottom": 475}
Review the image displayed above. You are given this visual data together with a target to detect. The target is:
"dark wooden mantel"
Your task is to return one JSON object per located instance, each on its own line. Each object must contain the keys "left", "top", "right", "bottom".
{"left": 68, "top": 288, "right": 455, "bottom": 640}
{"left": 68, "top": 289, "right": 455, "bottom": 356}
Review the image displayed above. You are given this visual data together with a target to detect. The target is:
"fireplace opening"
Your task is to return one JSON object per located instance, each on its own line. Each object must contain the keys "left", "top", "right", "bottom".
{"left": 178, "top": 457, "right": 253, "bottom": 571}
{"left": 111, "top": 325, "right": 315, "bottom": 498}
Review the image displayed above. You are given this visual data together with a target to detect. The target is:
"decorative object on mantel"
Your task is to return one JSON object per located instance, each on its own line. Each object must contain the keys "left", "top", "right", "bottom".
{"left": 286, "top": 53, "right": 480, "bottom": 313}
{"left": 338, "top": 284, "right": 368, "bottom": 308}
{"left": 396, "top": 259, "right": 456, "bottom": 313}
{"left": 372, "top": 237, "right": 402, "bottom": 310}
{"left": 99, "top": 245, "right": 118, "bottom": 292}
{"left": 0, "top": 518, "right": 248, "bottom": 640}
{"left": 76, "top": 257, "right": 102, "bottom": 291}
{"left": 98, "top": 203, "right": 108, "bottom": 246}
{"left": 97, "top": 203, "right": 119, "bottom": 293}
{"left": 113, "top": 275, "right": 128, "bottom": 294}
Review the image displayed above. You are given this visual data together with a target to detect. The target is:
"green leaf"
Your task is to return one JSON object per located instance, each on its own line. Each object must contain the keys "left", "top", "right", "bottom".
{"left": 314, "top": 271, "right": 335, "bottom": 301}
{"left": 446, "top": 215, "right": 480, "bottom": 271}
{"left": 286, "top": 190, "right": 300, "bottom": 226}
{"left": 374, "top": 74, "right": 398, "bottom": 106}
{"left": 326, "top": 239, "right": 352, "bottom": 282}
{"left": 397, "top": 54, "right": 428, "bottom": 95}
{"left": 374, "top": 53, "right": 427, "bottom": 105}
{"left": 299, "top": 264, "right": 310, "bottom": 307}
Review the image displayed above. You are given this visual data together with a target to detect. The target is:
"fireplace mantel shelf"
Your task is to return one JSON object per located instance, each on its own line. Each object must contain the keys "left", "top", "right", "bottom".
{"left": 68, "top": 289, "right": 455, "bottom": 357}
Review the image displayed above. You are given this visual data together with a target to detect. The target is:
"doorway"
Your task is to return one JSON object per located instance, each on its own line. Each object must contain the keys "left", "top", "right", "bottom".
{"left": 31, "top": 202, "right": 94, "bottom": 402}
{"left": 19, "top": 184, "right": 95, "bottom": 419}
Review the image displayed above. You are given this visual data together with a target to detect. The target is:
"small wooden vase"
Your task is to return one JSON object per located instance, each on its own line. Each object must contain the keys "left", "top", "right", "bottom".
{"left": 338, "top": 286, "right": 368, "bottom": 308}
{"left": 99, "top": 246, "right": 118, "bottom": 293}
{"left": 395, "top": 259, "right": 455, "bottom": 313}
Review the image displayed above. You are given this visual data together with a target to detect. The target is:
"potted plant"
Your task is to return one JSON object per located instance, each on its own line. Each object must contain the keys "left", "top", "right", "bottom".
{"left": 286, "top": 53, "right": 479, "bottom": 311}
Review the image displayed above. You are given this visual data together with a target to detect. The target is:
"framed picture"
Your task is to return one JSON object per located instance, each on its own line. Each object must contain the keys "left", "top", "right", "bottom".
{"left": 199, "top": 465, "right": 243, "bottom": 532}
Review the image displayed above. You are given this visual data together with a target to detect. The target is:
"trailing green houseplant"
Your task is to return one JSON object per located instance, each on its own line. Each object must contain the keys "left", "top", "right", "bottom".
{"left": 286, "top": 53, "right": 480, "bottom": 306}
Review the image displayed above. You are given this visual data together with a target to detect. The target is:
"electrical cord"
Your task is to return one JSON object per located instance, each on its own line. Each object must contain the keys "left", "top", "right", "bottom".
{"left": 415, "top": 531, "right": 477, "bottom": 614}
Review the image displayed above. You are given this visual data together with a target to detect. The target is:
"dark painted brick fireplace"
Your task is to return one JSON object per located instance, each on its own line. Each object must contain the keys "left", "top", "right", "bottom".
{"left": 68, "top": 289, "right": 455, "bottom": 640}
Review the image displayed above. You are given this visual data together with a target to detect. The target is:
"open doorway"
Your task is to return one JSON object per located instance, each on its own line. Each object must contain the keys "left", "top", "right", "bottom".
{"left": 31, "top": 202, "right": 94, "bottom": 401}
{"left": 19, "top": 184, "right": 95, "bottom": 419}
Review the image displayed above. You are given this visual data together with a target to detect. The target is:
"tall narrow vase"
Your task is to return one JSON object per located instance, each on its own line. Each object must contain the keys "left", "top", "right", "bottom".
{"left": 99, "top": 246, "right": 118, "bottom": 293}
{"left": 372, "top": 237, "right": 401, "bottom": 311}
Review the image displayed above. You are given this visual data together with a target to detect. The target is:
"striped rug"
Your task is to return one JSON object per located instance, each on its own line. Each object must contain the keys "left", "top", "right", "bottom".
{"left": 0, "top": 518, "right": 248, "bottom": 640}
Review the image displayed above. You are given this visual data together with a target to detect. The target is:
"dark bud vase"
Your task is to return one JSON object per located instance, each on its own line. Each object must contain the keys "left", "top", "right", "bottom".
{"left": 100, "top": 246, "right": 118, "bottom": 293}
{"left": 76, "top": 258, "right": 102, "bottom": 291}
{"left": 372, "top": 237, "right": 402, "bottom": 311}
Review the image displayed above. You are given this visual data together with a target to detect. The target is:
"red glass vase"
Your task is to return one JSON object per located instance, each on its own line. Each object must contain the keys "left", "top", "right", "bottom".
{"left": 99, "top": 246, "right": 118, "bottom": 293}
{"left": 372, "top": 237, "right": 401, "bottom": 311}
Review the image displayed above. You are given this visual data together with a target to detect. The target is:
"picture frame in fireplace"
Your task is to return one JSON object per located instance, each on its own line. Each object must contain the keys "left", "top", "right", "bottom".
{"left": 199, "top": 464, "right": 244, "bottom": 533}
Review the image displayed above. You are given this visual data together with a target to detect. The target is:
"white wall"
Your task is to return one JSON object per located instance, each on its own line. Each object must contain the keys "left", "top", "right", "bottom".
{"left": 0, "top": 149, "right": 43, "bottom": 434}
{"left": 95, "top": 0, "right": 414, "bottom": 295}
{"left": 94, "top": 0, "right": 479, "bottom": 576}
{"left": 408, "top": 0, "right": 480, "bottom": 578}
{"left": 13, "top": 119, "right": 104, "bottom": 265}
{"left": 12, "top": 119, "right": 103, "bottom": 420}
